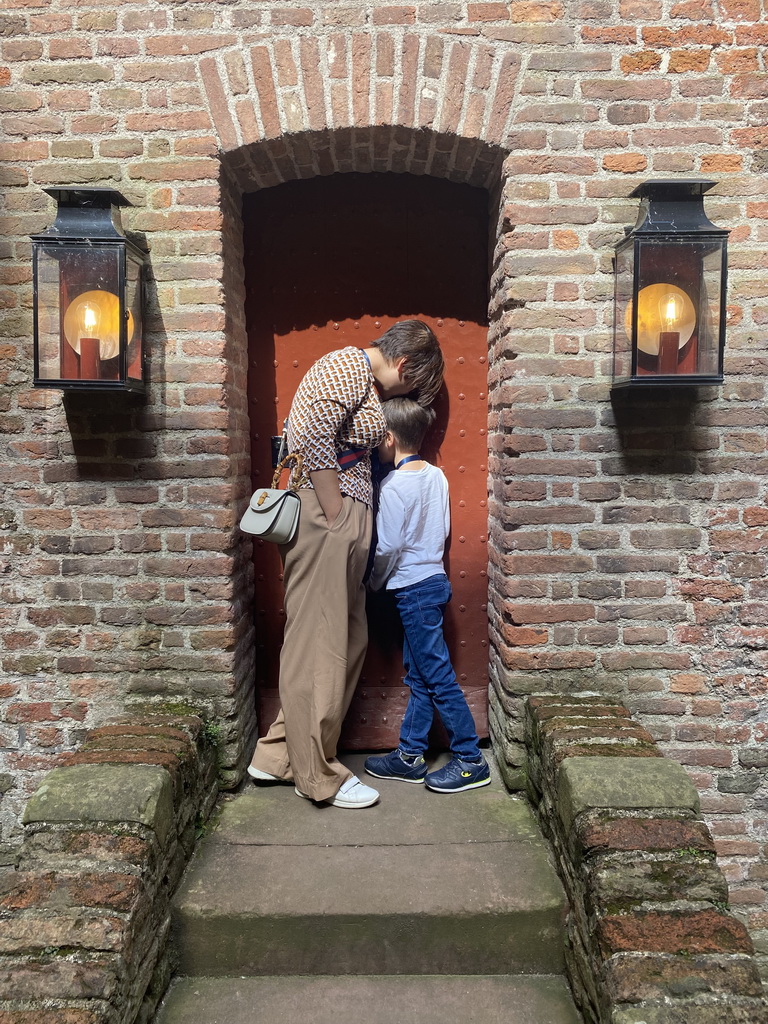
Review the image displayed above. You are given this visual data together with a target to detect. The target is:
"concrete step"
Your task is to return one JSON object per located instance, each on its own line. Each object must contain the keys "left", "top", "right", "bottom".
{"left": 171, "top": 754, "right": 569, "bottom": 977}
{"left": 156, "top": 974, "right": 583, "bottom": 1024}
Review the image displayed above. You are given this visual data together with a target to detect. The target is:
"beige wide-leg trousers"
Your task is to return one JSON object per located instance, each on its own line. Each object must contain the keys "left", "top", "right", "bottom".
{"left": 250, "top": 490, "right": 372, "bottom": 801}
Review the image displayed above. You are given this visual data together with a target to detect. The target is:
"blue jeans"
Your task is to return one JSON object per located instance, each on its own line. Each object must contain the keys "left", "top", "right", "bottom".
{"left": 393, "top": 573, "right": 482, "bottom": 762}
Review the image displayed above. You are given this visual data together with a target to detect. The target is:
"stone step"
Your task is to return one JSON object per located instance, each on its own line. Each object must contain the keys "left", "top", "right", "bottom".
{"left": 171, "top": 755, "right": 569, "bottom": 978}
{"left": 156, "top": 975, "right": 583, "bottom": 1024}
{"left": 172, "top": 838, "right": 567, "bottom": 976}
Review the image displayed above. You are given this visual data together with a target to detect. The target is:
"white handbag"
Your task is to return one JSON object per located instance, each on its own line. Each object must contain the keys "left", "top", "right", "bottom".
{"left": 239, "top": 453, "right": 306, "bottom": 544}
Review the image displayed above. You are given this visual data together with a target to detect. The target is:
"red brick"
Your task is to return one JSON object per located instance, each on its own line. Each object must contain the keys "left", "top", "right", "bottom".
{"left": 28, "top": 831, "right": 147, "bottom": 864}
{"left": 603, "top": 953, "right": 764, "bottom": 1001}
{"left": 716, "top": 47, "right": 760, "bottom": 72}
{"left": 70, "top": 115, "right": 117, "bottom": 133}
{"left": 48, "top": 39, "right": 92, "bottom": 60}
{"left": 529, "top": 696, "right": 630, "bottom": 715}
{"left": 1, "top": 871, "right": 140, "bottom": 913}
{"left": 0, "top": 1010, "right": 108, "bottom": 1024}
{"left": 578, "top": 816, "right": 716, "bottom": 854}
{"left": 603, "top": 152, "right": 648, "bottom": 172}
{"left": 664, "top": 746, "right": 735, "bottom": 768}
{"left": 598, "top": 909, "right": 754, "bottom": 956}
{"left": 711, "top": 529, "right": 768, "bottom": 553}
{"left": 300, "top": 36, "right": 325, "bottom": 132}
{"left": 643, "top": 24, "right": 732, "bottom": 45}
{"left": 271, "top": 7, "right": 314, "bottom": 26}
{"left": 145, "top": 34, "right": 237, "bottom": 57}
{"left": 669, "top": 48, "right": 711, "bottom": 72}
{"left": 0, "top": 908, "right": 128, "bottom": 955}
{"left": 488, "top": 51, "right": 522, "bottom": 141}
{"left": 505, "top": 602, "right": 595, "bottom": 624}
{"left": 0, "top": 955, "right": 117, "bottom": 1001}
{"left": 30, "top": 14, "right": 72, "bottom": 33}
{"left": 5, "top": 702, "right": 87, "bottom": 724}
{"left": 620, "top": 50, "right": 662, "bottom": 73}
{"left": 502, "top": 625, "right": 549, "bottom": 645}
{"left": 371, "top": 6, "right": 416, "bottom": 24}
{"left": 468, "top": 2, "right": 512, "bottom": 19}
{"left": 351, "top": 32, "right": 371, "bottom": 127}
{"left": 248, "top": 46, "right": 279, "bottom": 138}
{"left": 199, "top": 56, "right": 238, "bottom": 151}
{"left": 63, "top": 748, "right": 181, "bottom": 773}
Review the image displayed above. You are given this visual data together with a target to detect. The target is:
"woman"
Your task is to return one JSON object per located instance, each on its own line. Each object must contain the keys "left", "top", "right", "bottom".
{"left": 248, "top": 320, "right": 444, "bottom": 808}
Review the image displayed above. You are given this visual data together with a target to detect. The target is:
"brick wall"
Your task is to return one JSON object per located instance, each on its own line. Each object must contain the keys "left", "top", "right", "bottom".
{"left": 525, "top": 695, "right": 768, "bottom": 1022}
{"left": 1, "top": 0, "right": 766, "bottom": 960}
{"left": 0, "top": 713, "right": 218, "bottom": 1024}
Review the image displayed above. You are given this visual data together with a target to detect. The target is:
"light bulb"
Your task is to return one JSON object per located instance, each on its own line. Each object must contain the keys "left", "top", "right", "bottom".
{"left": 64, "top": 291, "right": 121, "bottom": 358}
{"left": 659, "top": 292, "right": 683, "bottom": 333}
{"left": 78, "top": 300, "right": 101, "bottom": 340}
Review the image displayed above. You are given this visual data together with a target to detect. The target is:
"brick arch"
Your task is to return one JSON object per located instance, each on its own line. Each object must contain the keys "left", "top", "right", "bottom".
{"left": 210, "top": 35, "right": 517, "bottom": 769}
{"left": 197, "top": 29, "right": 520, "bottom": 183}
{"left": 225, "top": 127, "right": 505, "bottom": 191}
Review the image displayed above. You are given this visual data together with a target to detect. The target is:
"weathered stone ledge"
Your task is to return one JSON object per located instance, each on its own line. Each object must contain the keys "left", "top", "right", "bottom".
{"left": 0, "top": 715, "right": 218, "bottom": 1024}
{"left": 525, "top": 695, "right": 768, "bottom": 1024}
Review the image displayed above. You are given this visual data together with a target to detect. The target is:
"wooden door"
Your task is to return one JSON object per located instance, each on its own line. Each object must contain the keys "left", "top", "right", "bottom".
{"left": 244, "top": 173, "right": 489, "bottom": 750}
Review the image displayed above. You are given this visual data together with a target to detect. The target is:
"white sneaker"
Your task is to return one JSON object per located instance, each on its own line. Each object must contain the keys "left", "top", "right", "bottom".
{"left": 329, "top": 775, "right": 379, "bottom": 808}
{"left": 294, "top": 775, "right": 380, "bottom": 808}
{"left": 247, "top": 765, "right": 286, "bottom": 782}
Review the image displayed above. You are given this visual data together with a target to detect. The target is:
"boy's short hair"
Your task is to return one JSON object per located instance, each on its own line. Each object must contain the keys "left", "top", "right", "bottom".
{"left": 370, "top": 320, "right": 444, "bottom": 407}
{"left": 383, "top": 397, "right": 436, "bottom": 452}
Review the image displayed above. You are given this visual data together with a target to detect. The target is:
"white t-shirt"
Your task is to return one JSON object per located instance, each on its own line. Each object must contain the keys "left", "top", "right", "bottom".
{"left": 370, "top": 463, "right": 450, "bottom": 591}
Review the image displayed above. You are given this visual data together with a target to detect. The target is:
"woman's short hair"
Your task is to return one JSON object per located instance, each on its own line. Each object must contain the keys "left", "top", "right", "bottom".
{"left": 370, "top": 319, "right": 444, "bottom": 407}
{"left": 382, "top": 397, "right": 436, "bottom": 452}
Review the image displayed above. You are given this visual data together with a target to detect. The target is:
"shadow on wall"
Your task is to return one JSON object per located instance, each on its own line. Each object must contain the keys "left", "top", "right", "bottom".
{"left": 609, "top": 388, "right": 703, "bottom": 475}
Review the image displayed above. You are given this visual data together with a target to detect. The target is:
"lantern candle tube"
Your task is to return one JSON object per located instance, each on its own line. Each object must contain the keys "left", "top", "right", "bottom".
{"left": 79, "top": 338, "right": 100, "bottom": 378}
{"left": 78, "top": 301, "right": 101, "bottom": 379}
{"left": 658, "top": 292, "right": 683, "bottom": 374}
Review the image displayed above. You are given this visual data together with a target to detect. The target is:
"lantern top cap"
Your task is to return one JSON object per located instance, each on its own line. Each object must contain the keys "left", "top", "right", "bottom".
{"left": 624, "top": 178, "right": 727, "bottom": 238}
{"left": 33, "top": 187, "right": 146, "bottom": 249}
{"left": 629, "top": 179, "right": 717, "bottom": 200}
{"left": 43, "top": 187, "right": 132, "bottom": 209}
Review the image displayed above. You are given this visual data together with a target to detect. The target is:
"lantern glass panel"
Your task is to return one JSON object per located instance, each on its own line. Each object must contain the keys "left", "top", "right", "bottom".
{"left": 36, "top": 247, "right": 64, "bottom": 382}
{"left": 613, "top": 242, "right": 635, "bottom": 384}
{"left": 633, "top": 237, "right": 725, "bottom": 380}
{"left": 698, "top": 243, "right": 726, "bottom": 377}
{"left": 36, "top": 245, "right": 122, "bottom": 383}
{"left": 125, "top": 255, "right": 143, "bottom": 383}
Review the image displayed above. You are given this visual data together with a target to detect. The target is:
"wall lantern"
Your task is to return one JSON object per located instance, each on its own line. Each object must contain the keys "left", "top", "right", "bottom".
{"left": 612, "top": 179, "right": 728, "bottom": 389}
{"left": 32, "top": 188, "right": 147, "bottom": 393}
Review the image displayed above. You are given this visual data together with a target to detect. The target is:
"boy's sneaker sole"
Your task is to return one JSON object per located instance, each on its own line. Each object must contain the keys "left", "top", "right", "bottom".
{"left": 365, "top": 767, "right": 425, "bottom": 784}
{"left": 425, "top": 775, "right": 491, "bottom": 793}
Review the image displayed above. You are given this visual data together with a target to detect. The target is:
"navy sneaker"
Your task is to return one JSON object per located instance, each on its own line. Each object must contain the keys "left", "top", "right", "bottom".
{"left": 425, "top": 757, "right": 491, "bottom": 793}
{"left": 364, "top": 749, "right": 428, "bottom": 784}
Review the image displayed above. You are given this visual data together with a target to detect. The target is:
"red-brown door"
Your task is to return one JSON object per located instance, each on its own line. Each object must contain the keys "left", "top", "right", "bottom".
{"left": 244, "top": 173, "right": 489, "bottom": 750}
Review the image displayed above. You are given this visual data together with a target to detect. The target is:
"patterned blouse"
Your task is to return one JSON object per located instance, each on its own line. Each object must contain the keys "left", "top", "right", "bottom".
{"left": 286, "top": 347, "right": 386, "bottom": 507}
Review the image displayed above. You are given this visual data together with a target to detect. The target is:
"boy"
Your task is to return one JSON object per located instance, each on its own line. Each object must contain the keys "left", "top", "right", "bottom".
{"left": 364, "top": 397, "right": 490, "bottom": 793}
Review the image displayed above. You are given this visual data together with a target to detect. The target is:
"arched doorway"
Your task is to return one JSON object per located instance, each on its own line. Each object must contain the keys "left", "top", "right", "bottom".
{"left": 244, "top": 171, "right": 490, "bottom": 749}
